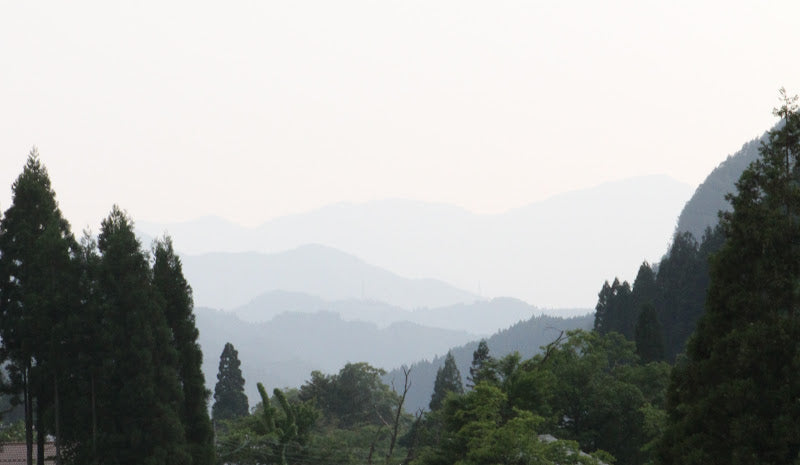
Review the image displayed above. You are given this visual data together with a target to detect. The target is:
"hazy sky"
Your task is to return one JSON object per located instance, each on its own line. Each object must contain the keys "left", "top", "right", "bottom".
{"left": 2, "top": 1, "right": 798, "bottom": 231}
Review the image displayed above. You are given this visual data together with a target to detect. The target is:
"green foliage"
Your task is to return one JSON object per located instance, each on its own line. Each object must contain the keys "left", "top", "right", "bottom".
{"left": 593, "top": 278, "right": 635, "bottom": 339}
{"left": 429, "top": 352, "right": 463, "bottom": 411}
{"left": 660, "top": 91, "right": 800, "bottom": 464}
{"left": 413, "top": 330, "right": 669, "bottom": 465}
{"left": 466, "top": 339, "right": 494, "bottom": 388}
{"left": 217, "top": 382, "right": 319, "bottom": 465}
{"left": 634, "top": 304, "right": 664, "bottom": 363}
{"left": 94, "top": 206, "right": 190, "bottom": 464}
{"left": 213, "top": 342, "right": 250, "bottom": 421}
{"left": 153, "top": 237, "right": 214, "bottom": 465}
{"left": 0, "top": 420, "right": 26, "bottom": 443}
{"left": 389, "top": 314, "right": 594, "bottom": 413}
{"left": 299, "top": 362, "right": 398, "bottom": 429}
{"left": 413, "top": 382, "right": 608, "bottom": 465}
{"left": 593, "top": 227, "right": 724, "bottom": 362}
{"left": 0, "top": 149, "right": 81, "bottom": 463}
{"left": 655, "top": 231, "right": 713, "bottom": 361}
{"left": 216, "top": 376, "right": 416, "bottom": 465}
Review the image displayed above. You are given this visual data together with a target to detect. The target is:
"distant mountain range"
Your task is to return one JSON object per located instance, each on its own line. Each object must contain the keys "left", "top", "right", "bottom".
{"left": 195, "top": 307, "right": 480, "bottom": 404}
{"left": 141, "top": 175, "right": 693, "bottom": 309}
{"left": 194, "top": 303, "right": 593, "bottom": 411}
{"left": 182, "top": 244, "right": 479, "bottom": 311}
{"left": 231, "top": 291, "right": 571, "bottom": 337}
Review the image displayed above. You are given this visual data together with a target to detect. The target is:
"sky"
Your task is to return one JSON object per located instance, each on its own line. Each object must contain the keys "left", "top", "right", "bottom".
{"left": 1, "top": 1, "right": 799, "bottom": 232}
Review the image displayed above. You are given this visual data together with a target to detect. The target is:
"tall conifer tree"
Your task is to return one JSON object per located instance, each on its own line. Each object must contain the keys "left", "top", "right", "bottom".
{"left": 212, "top": 342, "right": 249, "bottom": 421}
{"left": 0, "top": 149, "right": 79, "bottom": 465}
{"left": 467, "top": 340, "right": 495, "bottom": 388}
{"left": 429, "top": 352, "right": 463, "bottom": 411}
{"left": 152, "top": 237, "right": 214, "bottom": 465}
{"left": 660, "top": 91, "right": 800, "bottom": 464}
{"left": 96, "top": 206, "right": 189, "bottom": 465}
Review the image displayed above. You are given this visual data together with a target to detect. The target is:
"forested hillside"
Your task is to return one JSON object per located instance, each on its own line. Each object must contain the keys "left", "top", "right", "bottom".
{"left": 386, "top": 313, "right": 594, "bottom": 412}
{"left": 595, "top": 126, "right": 774, "bottom": 361}
{"left": 676, "top": 133, "right": 765, "bottom": 240}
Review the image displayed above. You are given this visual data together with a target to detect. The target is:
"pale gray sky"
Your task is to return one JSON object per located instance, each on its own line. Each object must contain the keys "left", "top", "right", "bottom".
{"left": 1, "top": 1, "right": 798, "bottom": 230}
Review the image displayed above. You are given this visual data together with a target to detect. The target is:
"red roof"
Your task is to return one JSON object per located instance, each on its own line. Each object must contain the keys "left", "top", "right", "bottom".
{"left": 0, "top": 443, "right": 56, "bottom": 464}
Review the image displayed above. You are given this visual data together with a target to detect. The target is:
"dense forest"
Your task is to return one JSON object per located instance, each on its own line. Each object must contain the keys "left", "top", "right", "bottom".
{"left": 2, "top": 91, "right": 800, "bottom": 464}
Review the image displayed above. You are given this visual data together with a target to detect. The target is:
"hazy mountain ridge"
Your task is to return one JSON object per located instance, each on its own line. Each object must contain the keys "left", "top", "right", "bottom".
{"left": 182, "top": 244, "right": 479, "bottom": 310}
{"left": 141, "top": 175, "right": 693, "bottom": 308}
{"left": 231, "top": 291, "right": 573, "bottom": 335}
{"left": 195, "top": 307, "right": 480, "bottom": 404}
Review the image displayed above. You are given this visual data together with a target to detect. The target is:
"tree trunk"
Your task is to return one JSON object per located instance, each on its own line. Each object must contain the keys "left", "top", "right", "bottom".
{"left": 54, "top": 376, "right": 61, "bottom": 465}
{"left": 36, "top": 401, "right": 44, "bottom": 465}
{"left": 24, "top": 364, "right": 33, "bottom": 465}
{"left": 91, "top": 372, "right": 97, "bottom": 459}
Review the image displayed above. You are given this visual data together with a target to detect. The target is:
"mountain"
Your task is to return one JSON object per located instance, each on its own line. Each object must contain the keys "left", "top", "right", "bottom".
{"left": 182, "top": 244, "right": 479, "bottom": 310}
{"left": 141, "top": 175, "right": 693, "bottom": 308}
{"left": 195, "top": 307, "right": 479, "bottom": 404}
{"left": 231, "top": 291, "right": 569, "bottom": 335}
{"left": 676, "top": 134, "right": 765, "bottom": 240}
{"left": 384, "top": 313, "right": 595, "bottom": 413}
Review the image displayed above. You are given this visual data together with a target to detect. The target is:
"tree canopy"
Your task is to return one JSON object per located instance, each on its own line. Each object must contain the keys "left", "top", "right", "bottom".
{"left": 660, "top": 90, "right": 800, "bottom": 464}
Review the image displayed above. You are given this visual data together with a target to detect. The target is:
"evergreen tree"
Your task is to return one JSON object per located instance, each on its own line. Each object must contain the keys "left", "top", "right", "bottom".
{"left": 655, "top": 232, "right": 707, "bottom": 360}
{"left": 58, "top": 231, "right": 105, "bottom": 463}
{"left": 660, "top": 91, "right": 800, "bottom": 464}
{"left": 634, "top": 304, "right": 664, "bottom": 363}
{"left": 152, "top": 237, "right": 214, "bottom": 465}
{"left": 467, "top": 340, "right": 495, "bottom": 388}
{"left": 593, "top": 278, "right": 634, "bottom": 339}
{"left": 429, "top": 352, "right": 463, "bottom": 411}
{"left": 95, "top": 206, "right": 189, "bottom": 465}
{"left": 212, "top": 342, "right": 249, "bottom": 421}
{"left": 631, "top": 261, "right": 657, "bottom": 311}
{"left": 0, "top": 149, "right": 79, "bottom": 465}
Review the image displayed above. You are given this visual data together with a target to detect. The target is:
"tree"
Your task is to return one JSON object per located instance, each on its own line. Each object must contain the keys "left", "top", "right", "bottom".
{"left": 152, "top": 237, "right": 214, "bottom": 465}
{"left": 467, "top": 340, "right": 495, "bottom": 388}
{"left": 0, "top": 149, "right": 80, "bottom": 465}
{"left": 634, "top": 304, "right": 664, "bottom": 363}
{"left": 593, "top": 278, "right": 635, "bottom": 339}
{"left": 660, "top": 90, "right": 800, "bottom": 464}
{"left": 213, "top": 342, "right": 249, "bottom": 421}
{"left": 95, "top": 206, "right": 190, "bottom": 465}
{"left": 631, "top": 261, "right": 657, "bottom": 312}
{"left": 216, "top": 382, "right": 319, "bottom": 465}
{"left": 655, "top": 232, "right": 707, "bottom": 360}
{"left": 57, "top": 231, "right": 105, "bottom": 463}
{"left": 415, "top": 382, "right": 608, "bottom": 465}
{"left": 429, "top": 352, "right": 463, "bottom": 411}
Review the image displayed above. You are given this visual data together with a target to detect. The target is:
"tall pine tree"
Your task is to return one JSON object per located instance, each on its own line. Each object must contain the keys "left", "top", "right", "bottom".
{"left": 152, "top": 237, "right": 214, "bottom": 465}
{"left": 593, "top": 278, "right": 634, "bottom": 339}
{"left": 212, "top": 342, "right": 249, "bottom": 422}
{"left": 95, "top": 206, "right": 190, "bottom": 465}
{"left": 0, "top": 149, "right": 79, "bottom": 465}
{"left": 467, "top": 340, "right": 495, "bottom": 388}
{"left": 660, "top": 91, "right": 800, "bottom": 464}
{"left": 429, "top": 352, "right": 463, "bottom": 411}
